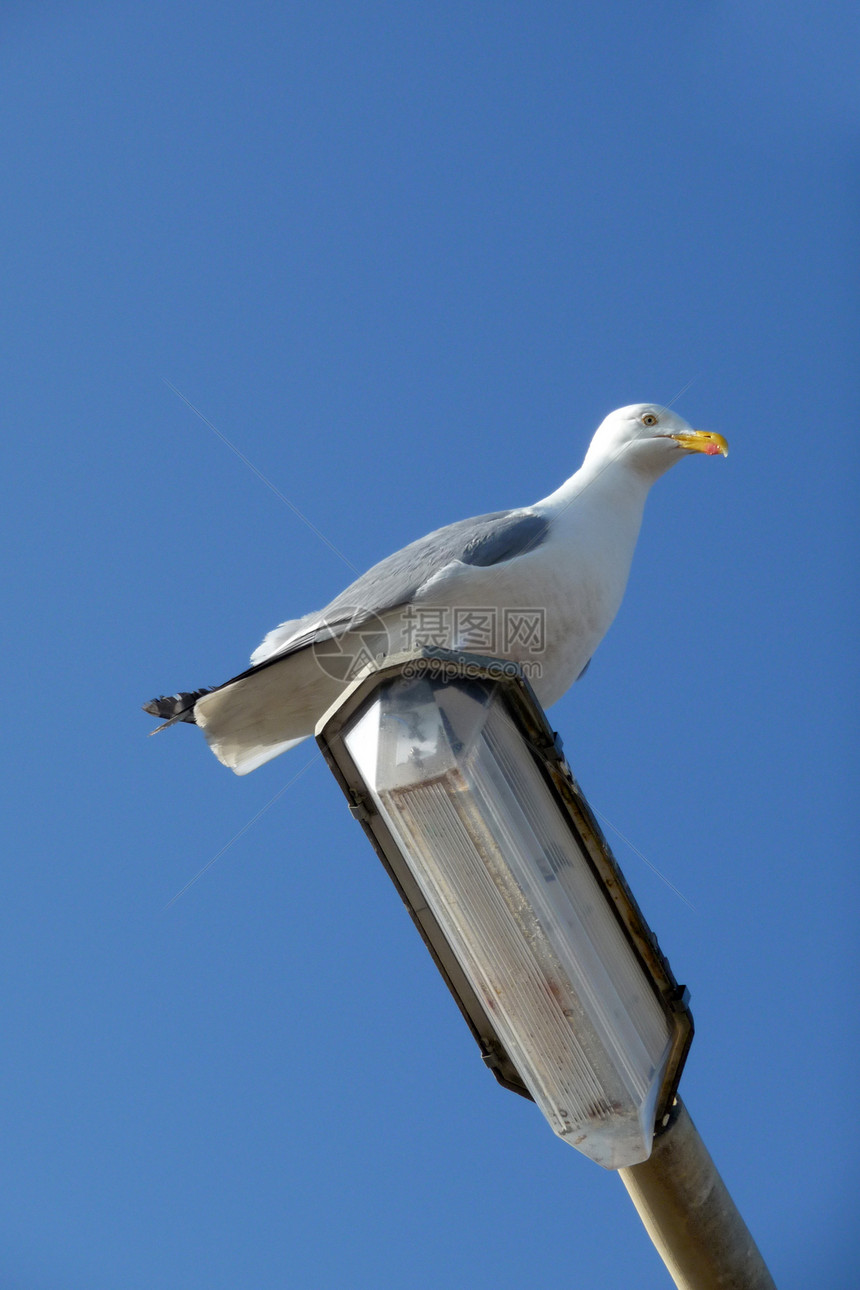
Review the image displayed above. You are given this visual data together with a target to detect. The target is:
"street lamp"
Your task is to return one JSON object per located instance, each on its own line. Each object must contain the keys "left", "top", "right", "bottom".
{"left": 316, "top": 648, "right": 692, "bottom": 1169}
{"left": 316, "top": 649, "right": 775, "bottom": 1288}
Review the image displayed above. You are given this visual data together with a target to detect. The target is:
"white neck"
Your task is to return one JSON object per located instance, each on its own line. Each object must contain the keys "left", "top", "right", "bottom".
{"left": 537, "top": 449, "right": 653, "bottom": 521}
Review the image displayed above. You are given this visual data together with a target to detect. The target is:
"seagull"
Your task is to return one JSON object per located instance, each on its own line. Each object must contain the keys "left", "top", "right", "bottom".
{"left": 144, "top": 403, "right": 727, "bottom": 774}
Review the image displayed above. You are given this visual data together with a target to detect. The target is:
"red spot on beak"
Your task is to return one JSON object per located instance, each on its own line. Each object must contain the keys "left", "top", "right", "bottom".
{"left": 704, "top": 443, "right": 721, "bottom": 455}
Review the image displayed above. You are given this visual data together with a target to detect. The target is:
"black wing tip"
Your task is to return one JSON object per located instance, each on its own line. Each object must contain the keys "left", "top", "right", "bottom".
{"left": 142, "top": 689, "right": 213, "bottom": 728}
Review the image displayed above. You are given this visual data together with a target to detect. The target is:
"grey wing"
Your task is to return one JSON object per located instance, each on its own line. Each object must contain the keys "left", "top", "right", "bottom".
{"left": 321, "top": 508, "right": 550, "bottom": 621}
{"left": 251, "top": 510, "right": 550, "bottom": 662}
{"left": 144, "top": 509, "right": 550, "bottom": 725}
{"left": 459, "top": 510, "right": 550, "bottom": 568}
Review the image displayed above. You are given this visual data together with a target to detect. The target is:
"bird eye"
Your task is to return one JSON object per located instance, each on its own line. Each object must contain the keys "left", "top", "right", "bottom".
{"left": 641, "top": 412, "right": 659, "bottom": 427}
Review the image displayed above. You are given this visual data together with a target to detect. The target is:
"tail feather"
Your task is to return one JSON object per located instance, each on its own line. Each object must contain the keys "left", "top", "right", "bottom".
{"left": 142, "top": 689, "right": 213, "bottom": 732}
{"left": 143, "top": 613, "right": 389, "bottom": 769}
{"left": 193, "top": 647, "right": 341, "bottom": 773}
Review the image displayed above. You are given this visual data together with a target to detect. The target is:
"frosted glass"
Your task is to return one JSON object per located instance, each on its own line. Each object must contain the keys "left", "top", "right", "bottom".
{"left": 344, "top": 676, "right": 673, "bottom": 1168}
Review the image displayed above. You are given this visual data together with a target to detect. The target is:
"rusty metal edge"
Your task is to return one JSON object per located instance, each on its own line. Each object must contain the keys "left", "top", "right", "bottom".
{"left": 315, "top": 648, "right": 694, "bottom": 1129}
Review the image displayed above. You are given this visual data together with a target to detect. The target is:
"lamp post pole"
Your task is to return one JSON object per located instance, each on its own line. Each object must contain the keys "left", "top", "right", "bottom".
{"left": 618, "top": 1097, "right": 776, "bottom": 1289}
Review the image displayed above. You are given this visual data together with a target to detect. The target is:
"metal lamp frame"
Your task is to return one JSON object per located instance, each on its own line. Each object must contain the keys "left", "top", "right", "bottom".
{"left": 316, "top": 648, "right": 693, "bottom": 1135}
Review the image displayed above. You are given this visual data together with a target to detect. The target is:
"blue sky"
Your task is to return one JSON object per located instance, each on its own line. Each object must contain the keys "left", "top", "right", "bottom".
{"left": 2, "top": 2, "right": 857, "bottom": 1286}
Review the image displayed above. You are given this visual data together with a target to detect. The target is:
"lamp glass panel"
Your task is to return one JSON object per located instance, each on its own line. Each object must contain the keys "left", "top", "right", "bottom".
{"left": 343, "top": 675, "right": 672, "bottom": 1168}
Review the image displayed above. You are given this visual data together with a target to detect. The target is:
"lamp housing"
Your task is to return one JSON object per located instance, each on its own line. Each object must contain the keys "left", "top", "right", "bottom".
{"left": 316, "top": 650, "right": 693, "bottom": 1169}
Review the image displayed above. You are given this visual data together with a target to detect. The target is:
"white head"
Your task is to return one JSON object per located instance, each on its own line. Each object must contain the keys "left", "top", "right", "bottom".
{"left": 583, "top": 403, "right": 728, "bottom": 482}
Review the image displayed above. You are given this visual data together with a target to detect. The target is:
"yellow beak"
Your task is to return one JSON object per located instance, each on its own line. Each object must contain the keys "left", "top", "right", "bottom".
{"left": 670, "top": 430, "right": 729, "bottom": 457}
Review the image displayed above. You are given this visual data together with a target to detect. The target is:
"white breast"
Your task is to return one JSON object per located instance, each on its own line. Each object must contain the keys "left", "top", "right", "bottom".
{"left": 383, "top": 465, "right": 650, "bottom": 710}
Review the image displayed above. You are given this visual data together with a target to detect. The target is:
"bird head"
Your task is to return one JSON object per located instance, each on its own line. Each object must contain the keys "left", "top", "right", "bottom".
{"left": 584, "top": 404, "right": 728, "bottom": 481}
